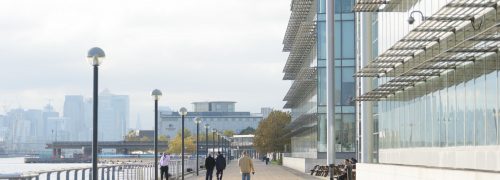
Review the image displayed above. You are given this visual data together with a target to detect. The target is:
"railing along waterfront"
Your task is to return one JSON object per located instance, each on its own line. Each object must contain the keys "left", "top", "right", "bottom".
{"left": 0, "top": 159, "right": 203, "bottom": 180}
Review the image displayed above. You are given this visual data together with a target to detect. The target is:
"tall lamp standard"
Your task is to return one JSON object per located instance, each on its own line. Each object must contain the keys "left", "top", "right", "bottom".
{"left": 212, "top": 129, "right": 217, "bottom": 155}
{"left": 218, "top": 133, "right": 221, "bottom": 153}
{"left": 205, "top": 124, "right": 209, "bottom": 155}
{"left": 227, "top": 137, "right": 231, "bottom": 164}
{"left": 193, "top": 117, "right": 202, "bottom": 176}
{"left": 179, "top": 107, "right": 188, "bottom": 180}
{"left": 222, "top": 136, "right": 226, "bottom": 156}
{"left": 224, "top": 137, "right": 228, "bottom": 162}
{"left": 151, "top": 89, "right": 162, "bottom": 180}
{"left": 87, "top": 47, "right": 105, "bottom": 180}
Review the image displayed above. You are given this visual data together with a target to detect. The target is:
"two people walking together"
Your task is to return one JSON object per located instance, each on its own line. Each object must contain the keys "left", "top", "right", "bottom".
{"left": 205, "top": 151, "right": 255, "bottom": 180}
{"left": 205, "top": 152, "right": 226, "bottom": 180}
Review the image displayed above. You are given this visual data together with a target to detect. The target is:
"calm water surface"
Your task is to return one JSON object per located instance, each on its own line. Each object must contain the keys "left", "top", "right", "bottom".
{"left": 0, "top": 157, "right": 90, "bottom": 174}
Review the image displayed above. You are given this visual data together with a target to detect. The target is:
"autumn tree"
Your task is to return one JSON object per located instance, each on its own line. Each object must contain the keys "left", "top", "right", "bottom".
{"left": 223, "top": 130, "right": 235, "bottom": 137}
{"left": 167, "top": 128, "right": 196, "bottom": 154}
{"left": 239, "top": 127, "right": 256, "bottom": 135}
{"left": 254, "top": 111, "right": 291, "bottom": 154}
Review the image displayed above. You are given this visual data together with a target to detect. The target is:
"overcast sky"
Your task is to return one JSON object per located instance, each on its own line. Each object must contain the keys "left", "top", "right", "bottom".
{"left": 0, "top": 0, "right": 292, "bottom": 129}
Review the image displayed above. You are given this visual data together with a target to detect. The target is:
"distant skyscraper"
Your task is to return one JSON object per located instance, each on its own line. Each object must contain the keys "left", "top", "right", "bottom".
{"left": 98, "top": 89, "right": 130, "bottom": 141}
{"left": 43, "top": 104, "right": 59, "bottom": 141}
{"left": 63, "top": 95, "right": 85, "bottom": 141}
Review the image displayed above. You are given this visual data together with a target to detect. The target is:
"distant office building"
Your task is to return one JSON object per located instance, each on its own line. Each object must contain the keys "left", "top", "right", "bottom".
{"left": 2, "top": 108, "right": 48, "bottom": 151}
{"left": 98, "top": 90, "right": 130, "bottom": 141}
{"left": 46, "top": 117, "right": 70, "bottom": 142}
{"left": 63, "top": 95, "right": 86, "bottom": 141}
{"left": 260, "top": 107, "right": 273, "bottom": 119}
{"left": 42, "top": 104, "right": 59, "bottom": 141}
{"left": 159, "top": 101, "right": 262, "bottom": 139}
{"left": 192, "top": 101, "right": 235, "bottom": 112}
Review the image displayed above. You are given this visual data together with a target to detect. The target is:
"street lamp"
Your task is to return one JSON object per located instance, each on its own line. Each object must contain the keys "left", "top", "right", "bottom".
{"left": 227, "top": 137, "right": 232, "bottom": 164}
{"left": 218, "top": 133, "right": 221, "bottom": 153}
{"left": 205, "top": 124, "right": 209, "bottom": 155}
{"left": 87, "top": 47, "right": 105, "bottom": 180}
{"left": 193, "top": 117, "right": 202, "bottom": 176}
{"left": 179, "top": 107, "right": 188, "bottom": 180}
{"left": 151, "top": 89, "right": 162, "bottom": 180}
{"left": 212, "top": 128, "right": 217, "bottom": 155}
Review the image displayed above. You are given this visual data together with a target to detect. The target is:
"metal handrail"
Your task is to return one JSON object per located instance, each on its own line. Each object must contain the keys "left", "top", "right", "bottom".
{"left": 1, "top": 159, "right": 204, "bottom": 180}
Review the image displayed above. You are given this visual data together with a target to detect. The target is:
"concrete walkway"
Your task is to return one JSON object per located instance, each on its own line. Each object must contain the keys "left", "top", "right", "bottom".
{"left": 186, "top": 159, "right": 323, "bottom": 180}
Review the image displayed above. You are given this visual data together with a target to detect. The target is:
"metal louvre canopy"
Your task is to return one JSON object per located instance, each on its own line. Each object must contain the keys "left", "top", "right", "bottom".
{"left": 283, "top": 22, "right": 316, "bottom": 80}
{"left": 283, "top": 0, "right": 314, "bottom": 52}
{"left": 283, "top": 67, "right": 317, "bottom": 108}
{"left": 353, "top": 0, "right": 404, "bottom": 12}
{"left": 283, "top": 113, "right": 317, "bottom": 137}
{"left": 357, "top": 21, "right": 500, "bottom": 101}
{"left": 356, "top": 0, "right": 498, "bottom": 78}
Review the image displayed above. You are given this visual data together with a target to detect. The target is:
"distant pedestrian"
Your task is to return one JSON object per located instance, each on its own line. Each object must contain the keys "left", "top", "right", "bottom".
{"left": 215, "top": 152, "right": 226, "bottom": 180}
{"left": 265, "top": 157, "right": 269, "bottom": 165}
{"left": 159, "top": 153, "right": 170, "bottom": 180}
{"left": 205, "top": 153, "right": 216, "bottom": 180}
{"left": 238, "top": 151, "right": 255, "bottom": 180}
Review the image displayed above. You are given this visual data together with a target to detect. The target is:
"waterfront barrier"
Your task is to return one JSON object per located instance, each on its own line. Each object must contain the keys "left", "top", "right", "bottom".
{"left": 0, "top": 159, "right": 202, "bottom": 180}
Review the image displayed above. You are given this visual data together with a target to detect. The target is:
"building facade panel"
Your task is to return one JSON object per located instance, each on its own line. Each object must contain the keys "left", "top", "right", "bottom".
{"left": 356, "top": 0, "right": 500, "bottom": 177}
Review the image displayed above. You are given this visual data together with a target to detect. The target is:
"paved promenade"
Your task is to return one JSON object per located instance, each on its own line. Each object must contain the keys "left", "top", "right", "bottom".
{"left": 186, "top": 159, "right": 323, "bottom": 180}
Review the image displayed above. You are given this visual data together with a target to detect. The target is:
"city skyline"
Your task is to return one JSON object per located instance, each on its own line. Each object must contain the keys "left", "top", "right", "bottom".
{"left": 0, "top": 92, "right": 275, "bottom": 130}
{"left": 0, "top": 0, "right": 292, "bottom": 129}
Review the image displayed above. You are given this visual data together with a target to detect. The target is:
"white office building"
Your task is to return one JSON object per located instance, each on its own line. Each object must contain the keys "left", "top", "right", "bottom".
{"left": 159, "top": 101, "right": 262, "bottom": 139}
{"left": 355, "top": 0, "right": 500, "bottom": 179}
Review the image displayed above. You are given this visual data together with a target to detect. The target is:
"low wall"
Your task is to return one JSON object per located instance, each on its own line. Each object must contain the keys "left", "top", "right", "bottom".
{"left": 283, "top": 157, "right": 326, "bottom": 173}
{"left": 357, "top": 163, "right": 500, "bottom": 180}
{"left": 283, "top": 157, "right": 306, "bottom": 173}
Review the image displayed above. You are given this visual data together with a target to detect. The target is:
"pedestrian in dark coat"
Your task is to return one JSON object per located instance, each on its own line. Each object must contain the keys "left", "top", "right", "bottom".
{"left": 215, "top": 152, "right": 226, "bottom": 180}
{"left": 205, "top": 154, "right": 216, "bottom": 180}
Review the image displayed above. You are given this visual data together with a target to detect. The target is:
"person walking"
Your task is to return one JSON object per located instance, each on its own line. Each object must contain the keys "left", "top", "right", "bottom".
{"left": 215, "top": 152, "right": 226, "bottom": 180}
{"left": 238, "top": 151, "right": 255, "bottom": 180}
{"left": 159, "top": 153, "right": 170, "bottom": 180}
{"left": 205, "top": 153, "right": 216, "bottom": 180}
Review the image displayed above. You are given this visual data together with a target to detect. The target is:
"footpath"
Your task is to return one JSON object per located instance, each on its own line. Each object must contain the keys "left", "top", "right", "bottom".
{"left": 186, "top": 159, "right": 324, "bottom": 180}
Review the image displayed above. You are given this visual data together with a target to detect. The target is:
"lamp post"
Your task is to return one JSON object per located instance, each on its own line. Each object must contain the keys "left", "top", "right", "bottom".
{"left": 179, "top": 107, "right": 188, "bottom": 180}
{"left": 224, "top": 137, "right": 229, "bottom": 161}
{"left": 205, "top": 124, "right": 209, "bottom": 155}
{"left": 87, "top": 47, "right": 105, "bottom": 180}
{"left": 218, "top": 133, "right": 221, "bottom": 153}
{"left": 151, "top": 89, "right": 162, "bottom": 180}
{"left": 222, "top": 136, "right": 226, "bottom": 160}
{"left": 212, "top": 129, "right": 217, "bottom": 155}
{"left": 194, "top": 117, "right": 202, "bottom": 176}
{"left": 227, "top": 137, "right": 231, "bottom": 164}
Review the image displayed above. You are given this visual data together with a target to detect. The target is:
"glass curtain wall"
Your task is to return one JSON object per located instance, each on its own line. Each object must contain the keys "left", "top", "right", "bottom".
{"left": 378, "top": 54, "right": 499, "bottom": 149}
{"left": 317, "top": 0, "right": 356, "bottom": 153}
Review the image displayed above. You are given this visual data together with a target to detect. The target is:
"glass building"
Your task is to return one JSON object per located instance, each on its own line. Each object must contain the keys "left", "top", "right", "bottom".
{"left": 281, "top": 0, "right": 356, "bottom": 173}
{"left": 355, "top": 0, "right": 500, "bottom": 179}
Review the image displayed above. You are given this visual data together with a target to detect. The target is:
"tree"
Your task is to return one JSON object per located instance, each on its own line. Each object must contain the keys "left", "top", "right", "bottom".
{"left": 159, "top": 135, "right": 168, "bottom": 142}
{"left": 254, "top": 111, "right": 291, "bottom": 154}
{"left": 239, "top": 127, "right": 256, "bottom": 135}
{"left": 139, "top": 136, "right": 151, "bottom": 141}
{"left": 125, "top": 130, "right": 139, "bottom": 141}
{"left": 223, "top": 130, "right": 235, "bottom": 137}
{"left": 167, "top": 128, "right": 196, "bottom": 154}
